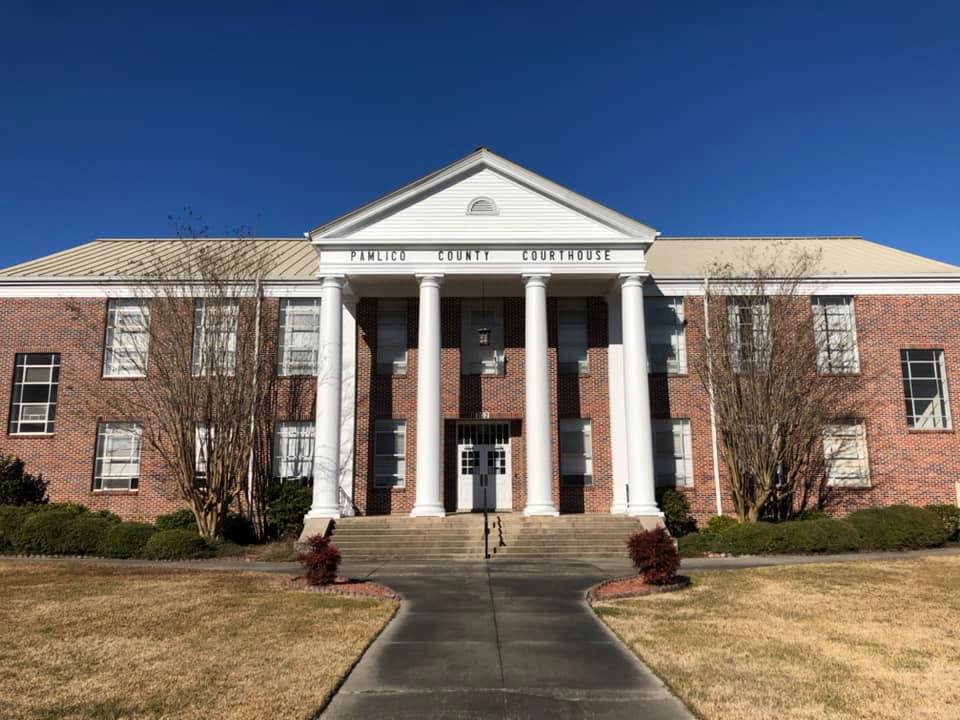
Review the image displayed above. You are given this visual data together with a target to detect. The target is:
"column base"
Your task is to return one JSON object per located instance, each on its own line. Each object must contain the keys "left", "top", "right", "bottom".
{"left": 410, "top": 504, "right": 446, "bottom": 518}
{"left": 609, "top": 502, "right": 628, "bottom": 515}
{"left": 523, "top": 504, "right": 560, "bottom": 517}
{"left": 304, "top": 506, "right": 341, "bottom": 521}
{"left": 627, "top": 504, "right": 663, "bottom": 518}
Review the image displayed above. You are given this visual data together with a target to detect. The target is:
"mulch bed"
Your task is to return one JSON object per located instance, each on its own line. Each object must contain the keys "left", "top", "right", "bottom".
{"left": 288, "top": 575, "right": 398, "bottom": 599}
{"left": 587, "top": 574, "right": 690, "bottom": 602}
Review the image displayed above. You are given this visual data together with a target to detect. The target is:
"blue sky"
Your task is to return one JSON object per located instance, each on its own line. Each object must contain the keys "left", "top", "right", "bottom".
{"left": 2, "top": 1, "right": 958, "bottom": 267}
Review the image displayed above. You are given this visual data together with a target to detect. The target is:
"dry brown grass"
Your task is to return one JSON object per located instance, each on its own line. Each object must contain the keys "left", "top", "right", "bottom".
{"left": 0, "top": 562, "right": 396, "bottom": 720}
{"left": 595, "top": 556, "right": 960, "bottom": 720}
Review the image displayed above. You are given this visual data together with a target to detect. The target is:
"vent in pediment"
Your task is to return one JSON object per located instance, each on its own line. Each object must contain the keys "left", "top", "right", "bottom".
{"left": 466, "top": 197, "right": 498, "bottom": 216}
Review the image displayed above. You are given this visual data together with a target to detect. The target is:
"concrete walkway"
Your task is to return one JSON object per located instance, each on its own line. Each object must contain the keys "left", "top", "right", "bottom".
{"left": 322, "top": 559, "right": 693, "bottom": 719}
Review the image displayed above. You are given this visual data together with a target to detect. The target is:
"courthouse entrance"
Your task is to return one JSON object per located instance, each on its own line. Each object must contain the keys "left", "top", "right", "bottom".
{"left": 456, "top": 421, "right": 512, "bottom": 511}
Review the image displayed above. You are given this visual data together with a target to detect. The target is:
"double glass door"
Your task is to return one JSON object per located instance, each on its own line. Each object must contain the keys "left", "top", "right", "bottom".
{"left": 457, "top": 422, "right": 511, "bottom": 511}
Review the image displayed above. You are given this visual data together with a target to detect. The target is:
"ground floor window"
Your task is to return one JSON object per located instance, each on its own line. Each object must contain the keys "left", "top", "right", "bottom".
{"left": 653, "top": 418, "right": 693, "bottom": 487}
{"left": 823, "top": 421, "right": 870, "bottom": 487}
{"left": 93, "top": 422, "right": 142, "bottom": 491}
{"left": 559, "top": 418, "right": 593, "bottom": 486}
{"left": 8, "top": 352, "right": 60, "bottom": 435}
{"left": 273, "top": 421, "right": 315, "bottom": 482}
{"left": 373, "top": 420, "right": 406, "bottom": 488}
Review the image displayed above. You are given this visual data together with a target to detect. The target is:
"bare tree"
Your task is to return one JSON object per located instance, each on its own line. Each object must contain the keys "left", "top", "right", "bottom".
{"left": 694, "top": 246, "right": 864, "bottom": 522}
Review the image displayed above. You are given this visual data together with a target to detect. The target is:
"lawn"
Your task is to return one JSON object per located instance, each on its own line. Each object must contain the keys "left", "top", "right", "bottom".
{"left": 0, "top": 562, "right": 396, "bottom": 720}
{"left": 595, "top": 556, "right": 960, "bottom": 720}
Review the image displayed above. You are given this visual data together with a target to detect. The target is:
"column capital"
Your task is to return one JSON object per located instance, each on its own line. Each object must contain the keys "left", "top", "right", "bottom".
{"left": 521, "top": 273, "right": 551, "bottom": 288}
{"left": 415, "top": 273, "right": 444, "bottom": 287}
{"left": 320, "top": 275, "right": 346, "bottom": 289}
{"left": 618, "top": 273, "right": 650, "bottom": 289}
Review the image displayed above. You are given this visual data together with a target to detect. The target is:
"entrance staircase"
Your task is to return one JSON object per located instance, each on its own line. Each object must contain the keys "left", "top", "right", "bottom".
{"left": 329, "top": 513, "right": 651, "bottom": 561}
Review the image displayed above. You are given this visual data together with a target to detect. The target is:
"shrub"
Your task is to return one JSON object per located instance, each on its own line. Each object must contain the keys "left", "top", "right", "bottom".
{"left": 61, "top": 515, "right": 113, "bottom": 555}
{"left": 792, "top": 509, "right": 829, "bottom": 522}
{"left": 0, "top": 455, "right": 47, "bottom": 505}
{"left": 0, "top": 505, "right": 34, "bottom": 552}
{"left": 714, "top": 518, "right": 861, "bottom": 556}
{"left": 658, "top": 488, "right": 696, "bottom": 537}
{"left": 222, "top": 513, "right": 257, "bottom": 545}
{"left": 846, "top": 505, "right": 947, "bottom": 550}
{"left": 97, "top": 522, "right": 155, "bottom": 558}
{"left": 704, "top": 515, "right": 739, "bottom": 536}
{"left": 297, "top": 534, "right": 341, "bottom": 586}
{"left": 677, "top": 531, "right": 715, "bottom": 558}
{"left": 626, "top": 526, "right": 681, "bottom": 585}
{"left": 925, "top": 504, "right": 960, "bottom": 541}
{"left": 14, "top": 510, "right": 74, "bottom": 554}
{"left": 267, "top": 482, "right": 312, "bottom": 538}
{"left": 92, "top": 509, "right": 122, "bottom": 523}
{"left": 43, "top": 502, "right": 90, "bottom": 516}
{"left": 155, "top": 509, "right": 197, "bottom": 532}
{"left": 142, "top": 529, "right": 216, "bottom": 560}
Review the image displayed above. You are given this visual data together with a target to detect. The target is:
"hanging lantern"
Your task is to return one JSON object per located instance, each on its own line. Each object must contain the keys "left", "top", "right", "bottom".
{"left": 477, "top": 326, "right": 491, "bottom": 346}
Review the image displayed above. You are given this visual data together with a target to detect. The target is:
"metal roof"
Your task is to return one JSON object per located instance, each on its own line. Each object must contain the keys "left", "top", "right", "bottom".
{"left": 0, "top": 236, "right": 956, "bottom": 281}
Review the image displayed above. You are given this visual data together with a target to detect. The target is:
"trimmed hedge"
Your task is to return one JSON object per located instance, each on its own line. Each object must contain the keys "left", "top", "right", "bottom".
{"left": 15, "top": 510, "right": 75, "bottom": 554}
{"left": 142, "top": 529, "right": 216, "bottom": 560}
{"left": 266, "top": 482, "right": 312, "bottom": 538}
{"left": 61, "top": 515, "right": 113, "bottom": 555}
{"left": 97, "top": 522, "right": 155, "bottom": 558}
{"left": 658, "top": 489, "right": 696, "bottom": 537}
{"left": 0, "top": 506, "right": 33, "bottom": 552}
{"left": 715, "top": 518, "right": 861, "bottom": 555}
{"left": 155, "top": 509, "right": 197, "bottom": 532}
{"left": 846, "top": 505, "right": 947, "bottom": 550}
{"left": 925, "top": 504, "right": 960, "bottom": 541}
{"left": 704, "top": 515, "right": 739, "bottom": 536}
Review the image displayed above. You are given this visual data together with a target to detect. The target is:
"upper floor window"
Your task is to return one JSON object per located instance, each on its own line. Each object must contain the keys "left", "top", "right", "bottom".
{"left": 812, "top": 296, "right": 859, "bottom": 373}
{"left": 272, "top": 421, "right": 315, "bottom": 482}
{"left": 559, "top": 418, "right": 593, "bottom": 486}
{"left": 103, "top": 299, "right": 150, "bottom": 377}
{"left": 557, "top": 299, "right": 589, "bottom": 374}
{"left": 727, "top": 297, "right": 769, "bottom": 373}
{"left": 8, "top": 353, "right": 60, "bottom": 435}
{"left": 373, "top": 419, "right": 406, "bottom": 488}
{"left": 646, "top": 296, "right": 686, "bottom": 374}
{"left": 93, "top": 422, "right": 143, "bottom": 491}
{"left": 901, "top": 349, "right": 951, "bottom": 429}
{"left": 278, "top": 298, "right": 320, "bottom": 376}
{"left": 653, "top": 418, "right": 693, "bottom": 487}
{"left": 192, "top": 300, "right": 238, "bottom": 377}
{"left": 466, "top": 197, "right": 498, "bottom": 215}
{"left": 823, "top": 421, "right": 870, "bottom": 487}
{"left": 461, "top": 299, "right": 504, "bottom": 375}
{"left": 377, "top": 299, "right": 408, "bottom": 374}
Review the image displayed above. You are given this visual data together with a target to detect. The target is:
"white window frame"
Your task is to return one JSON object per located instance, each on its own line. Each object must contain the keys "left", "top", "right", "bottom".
{"left": 823, "top": 421, "right": 870, "bottom": 487}
{"left": 901, "top": 349, "right": 952, "bottom": 430}
{"left": 192, "top": 300, "right": 238, "bottom": 377}
{"left": 461, "top": 299, "right": 505, "bottom": 376}
{"left": 376, "top": 299, "right": 409, "bottom": 374}
{"left": 278, "top": 298, "right": 321, "bottom": 376}
{"left": 93, "top": 422, "right": 143, "bottom": 491}
{"left": 103, "top": 299, "right": 150, "bottom": 377}
{"left": 557, "top": 299, "right": 589, "bottom": 374}
{"left": 653, "top": 418, "right": 694, "bottom": 487}
{"left": 8, "top": 353, "right": 60, "bottom": 435}
{"left": 646, "top": 296, "right": 686, "bottom": 374}
{"left": 373, "top": 420, "right": 406, "bottom": 488}
{"left": 812, "top": 296, "right": 859, "bottom": 374}
{"left": 559, "top": 418, "right": 593, "bottom": 486}
{"left": 272, "top": 421, "right": 315, "bottom": 482}
{"left": 727, "top": 297, "right": 770, "bottom": 373}
{"left": 195, "top": 423, "right": 212, "bottom": 487}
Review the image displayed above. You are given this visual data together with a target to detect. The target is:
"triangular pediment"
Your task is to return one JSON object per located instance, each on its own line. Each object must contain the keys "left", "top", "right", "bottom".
{"left": 309, "top": 149, "right": 657, "bottom": 243}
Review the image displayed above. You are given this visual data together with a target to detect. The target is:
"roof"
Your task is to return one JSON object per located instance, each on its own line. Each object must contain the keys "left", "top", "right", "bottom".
{"left": 0, "top": 235, "right": 955, "bottom": 281}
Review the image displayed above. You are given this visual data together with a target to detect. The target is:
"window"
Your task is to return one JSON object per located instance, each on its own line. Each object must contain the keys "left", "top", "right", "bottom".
{"left": 93, "top": 422, "right": 142, "bottom": 491}
{"left": 192, "top": 300, "right": 238, "bottom": 376}
{"left": 812, "top": 296, "right": 859, "bottom": 373}
{"left": 8, "top": 353, "right": 60, "bottom": 434}
{"left": 103, "top": 299, "right": 150, "bottom": 377}
{"left": 646, "top": 296, "right": 686, "bottom": 373}
{"left": 373, "top": 420, "right": 406, "bottom": 487}
{"left": 272, "top": 422, "right": 315, "bottom": 482}
{"left": 901, "top": 349, "right": 951, "bottom": 429}
{"left": 195, "top": 423, "right": 212, "bottom": 487}
{"left": 377, "top": 300, "right": 408, "bottom": 374}
{"left": 466, "top": 196, "right": 498, "bottom": 215}
{"left": 461, "top": 299, "right": 504, "bottom": 375}
{"left": 559, "top": 418, "right": 592, "bottom": 486}
{"left": 653, "top": 418, "right": 693, "bottom": 487}
{"left": 823, "top": 422, "right": 870, "bottom": 487}
{"left": 727, "top": 297, "right": 769, "bottom": 372}
{"left": 557, "top": 299, "right": 589, "bottom": 374}
{"left": 278, "top": 298, "right": 321, "bottom": 375}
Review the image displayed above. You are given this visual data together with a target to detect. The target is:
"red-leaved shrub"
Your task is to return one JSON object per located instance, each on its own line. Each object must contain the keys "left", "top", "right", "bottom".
{"left": 626, "top": 527, "right": 680, "bottom": 585}
{"left": 297, "top": 534, "right": 342, "bottom": 586}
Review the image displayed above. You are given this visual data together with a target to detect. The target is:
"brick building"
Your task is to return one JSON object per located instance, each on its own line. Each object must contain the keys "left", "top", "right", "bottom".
{"left": 1, "top": 148, "right": 958, "bottom": 527}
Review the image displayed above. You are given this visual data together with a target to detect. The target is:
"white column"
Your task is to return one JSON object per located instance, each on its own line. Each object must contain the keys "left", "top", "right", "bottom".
{"left": 621, "top": 274, "right": 661, "bottom": 517}
{"left": 411, "top": 274, "right": 445, "bottom": 517}
{"left": 523, "top": 274, "right": 558, "bottom": 516}
{"left": 606, "top": 290, "right": 629, "bottom": 514}
{"left": 306, "top": 276, "right": 344, "bottom": 519}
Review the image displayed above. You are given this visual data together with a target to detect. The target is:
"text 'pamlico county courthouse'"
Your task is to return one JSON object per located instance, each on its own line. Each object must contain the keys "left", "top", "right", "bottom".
{"left": 1, "top": 148, "right": 959, "bottom": 526}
